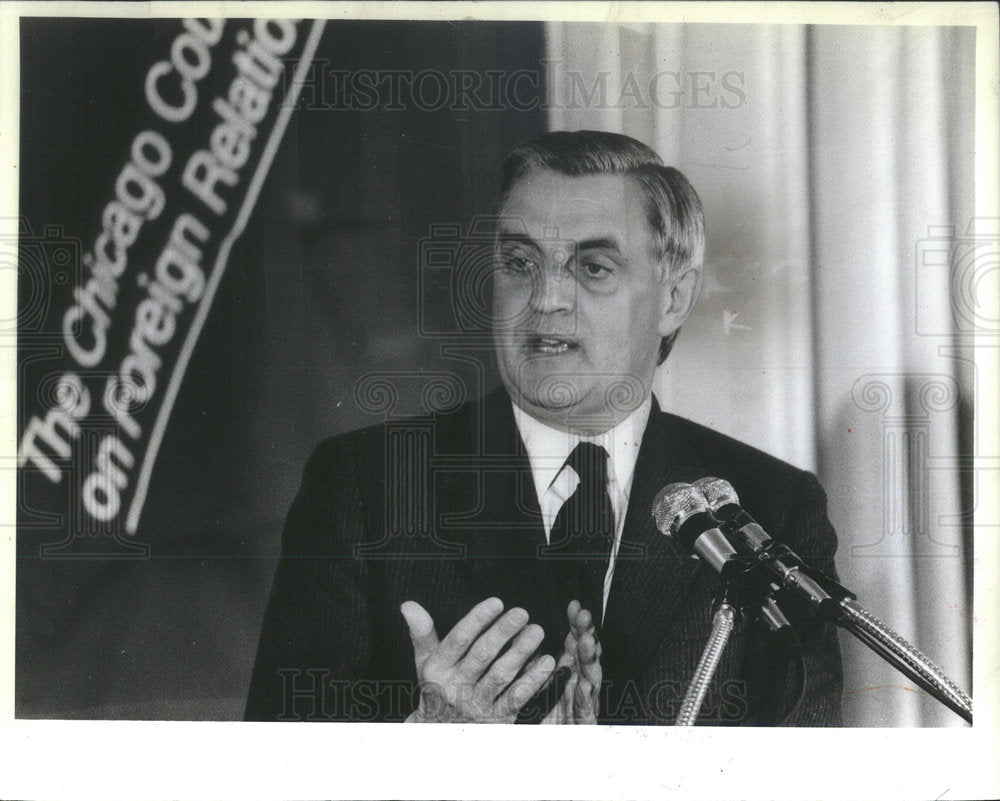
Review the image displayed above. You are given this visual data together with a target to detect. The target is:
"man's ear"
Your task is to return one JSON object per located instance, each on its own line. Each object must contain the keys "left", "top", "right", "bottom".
{"left": 658, "top": 265, "right": 702, "bottom": 338}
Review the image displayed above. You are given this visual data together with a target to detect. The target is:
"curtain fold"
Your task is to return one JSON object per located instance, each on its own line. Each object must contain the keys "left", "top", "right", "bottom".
{"left": 545, "top": 22, "right": 973, "bottom": 727}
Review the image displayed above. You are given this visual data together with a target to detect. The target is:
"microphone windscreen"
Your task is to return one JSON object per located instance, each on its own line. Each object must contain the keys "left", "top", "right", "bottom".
{"left": 651, "top": 482, "right": 706, "bottom": 535}
{"left": 692, "top": 477, "right": 740, "bottom": 511}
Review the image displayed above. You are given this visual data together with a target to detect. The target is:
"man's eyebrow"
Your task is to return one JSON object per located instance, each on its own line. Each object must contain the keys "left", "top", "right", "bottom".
{"left": 496, "top": 231, "right": 539, "bottom": 248}
{"left": 577, "top": 237, "right": 622, "bottom": 253}
{"left": 496, "top": 232, "right": 623, "bottom": 254}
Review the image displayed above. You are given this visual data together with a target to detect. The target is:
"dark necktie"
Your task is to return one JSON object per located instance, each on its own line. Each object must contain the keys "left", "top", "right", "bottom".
{"left": 544, "top": 442, "right": 615, "bottom": 627}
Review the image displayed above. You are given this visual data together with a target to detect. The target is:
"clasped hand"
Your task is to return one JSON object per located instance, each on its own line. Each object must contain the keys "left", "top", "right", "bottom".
{"left": 401, "top": 597, "right": 601, "bottom": 724}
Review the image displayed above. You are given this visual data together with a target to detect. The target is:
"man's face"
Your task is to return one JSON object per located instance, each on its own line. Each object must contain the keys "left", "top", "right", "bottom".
{"left": 492, "top": 169, "right": 685, "bottom": 433}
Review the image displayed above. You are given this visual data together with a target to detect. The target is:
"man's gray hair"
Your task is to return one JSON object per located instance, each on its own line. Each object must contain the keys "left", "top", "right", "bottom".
{"left": 499, "top": 130, "right": 705, "bottom": 364}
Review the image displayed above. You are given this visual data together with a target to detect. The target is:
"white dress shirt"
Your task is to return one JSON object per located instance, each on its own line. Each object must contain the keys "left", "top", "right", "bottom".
{"left": 510, "top": 396, "right": 653, "bottom": 620}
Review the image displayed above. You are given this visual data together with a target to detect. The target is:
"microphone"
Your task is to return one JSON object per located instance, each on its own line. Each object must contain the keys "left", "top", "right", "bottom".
{"left": 651, "top": 482, "right": 743, "bottom": 580}
{"left": 691, "top": 477, "right": 854, "bottom": 613}
{"left": 652, "top": 482, "right": 790, "bottom": 630}
{"left": 691, "top": 478, "right": 972, "bottom": 723}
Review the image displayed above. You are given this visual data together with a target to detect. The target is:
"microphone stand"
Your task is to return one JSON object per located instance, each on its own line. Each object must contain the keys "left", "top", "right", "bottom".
{"left": 675, "top": 559, "right": 973, "bottom": 725}
{"left": 676, "top": 562, "right": 790, "bottom": 725}
{"left": 759, "top": 555, "right": 973, "bottom": 723}
{"left": 834, "top": 596, "right": 972, "bottom": 723}
{"left": 675, "top": 584, "right": 739, "bottom": 726}
{"left": 658, "top": 480, "right": 972, "bottom": 724}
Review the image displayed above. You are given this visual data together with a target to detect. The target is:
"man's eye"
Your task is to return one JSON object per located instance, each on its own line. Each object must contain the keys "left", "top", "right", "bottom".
{"left": 580, "top": 260, "right": 612, "bottom": 279}
{"left": 497, "top": 255, "right": 535, "bottom": 274}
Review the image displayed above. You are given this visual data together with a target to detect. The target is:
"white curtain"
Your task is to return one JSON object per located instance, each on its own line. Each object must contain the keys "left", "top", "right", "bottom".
{"left": 546, "top": 23, "right": 974, "bottom": 726}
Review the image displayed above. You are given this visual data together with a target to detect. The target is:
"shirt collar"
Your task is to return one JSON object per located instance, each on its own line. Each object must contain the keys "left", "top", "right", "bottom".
{"left": 511, "top": 394, "right": 654, "bottom": 501}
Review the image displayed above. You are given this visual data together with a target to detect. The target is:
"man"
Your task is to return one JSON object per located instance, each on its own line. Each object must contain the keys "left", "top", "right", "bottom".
{"left": 246, "top": 130, "right": 843, "bottom": 725}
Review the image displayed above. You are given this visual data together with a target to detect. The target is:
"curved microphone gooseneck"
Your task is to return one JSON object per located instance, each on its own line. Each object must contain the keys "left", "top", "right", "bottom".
{"left": 686, "top": 477, "right": 972, "bottom": 724}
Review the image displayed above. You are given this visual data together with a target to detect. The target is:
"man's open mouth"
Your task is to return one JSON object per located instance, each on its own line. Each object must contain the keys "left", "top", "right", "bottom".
{"left": 527, "top": 335, "right": 578, "bottom": 354}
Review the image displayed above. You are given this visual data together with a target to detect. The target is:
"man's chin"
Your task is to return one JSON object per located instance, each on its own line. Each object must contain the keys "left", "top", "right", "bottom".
{"left": 500, "top": 368, "right": 650, "bottom": 431}
{"left": 521, "top": 382, "right": 585, "bottom": 412}
{"left": 506, "top": 382, "right": 616, "bottom": 431}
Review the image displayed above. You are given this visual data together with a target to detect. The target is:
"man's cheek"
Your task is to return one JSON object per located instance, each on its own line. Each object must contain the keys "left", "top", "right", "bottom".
{"left": 494, "top": 284, "right": 531, "bottom": 322}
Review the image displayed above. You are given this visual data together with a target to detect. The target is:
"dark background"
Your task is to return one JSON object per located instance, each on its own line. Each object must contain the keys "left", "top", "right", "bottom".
{"left": 17, "top": 18, "right": 544, "bottom": 718}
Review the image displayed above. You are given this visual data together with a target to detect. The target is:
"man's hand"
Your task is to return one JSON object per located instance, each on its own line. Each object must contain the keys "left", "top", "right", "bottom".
{"left": 400, "top": 597, "right": 555, "bottom": 723}
{"left": 543, "top": 600, "right": 602, "bottom": 724}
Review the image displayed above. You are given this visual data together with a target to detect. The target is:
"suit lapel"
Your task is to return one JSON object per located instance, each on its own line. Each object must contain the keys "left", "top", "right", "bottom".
{"left": 454, "top": 390, "right": 570, "bottom": 657}
{"left": 601, "top": 399, "right": 708, "bottom": 699}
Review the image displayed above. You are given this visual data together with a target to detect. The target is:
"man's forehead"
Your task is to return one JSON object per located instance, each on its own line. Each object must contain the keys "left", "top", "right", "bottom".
{"left": 499, "top": 169, "right": 647, "bottom": 245}
{"left": 502, "top": 168, "right": 638, "bottom": 212}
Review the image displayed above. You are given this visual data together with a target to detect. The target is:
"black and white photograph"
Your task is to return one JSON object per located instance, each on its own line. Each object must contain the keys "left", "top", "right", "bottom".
{"left": 2, "top": 2, "right": 998, "bottom": 799}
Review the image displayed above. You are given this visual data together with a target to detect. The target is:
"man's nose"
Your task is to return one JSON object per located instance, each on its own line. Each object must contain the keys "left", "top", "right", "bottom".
{"left": 528, "top": 262, "right": 574, "bottom": 315}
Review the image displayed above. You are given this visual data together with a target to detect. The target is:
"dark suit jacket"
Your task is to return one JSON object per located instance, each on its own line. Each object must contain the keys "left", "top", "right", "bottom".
{"left": 246, "top": 389, "right": 843, "bottom": 724}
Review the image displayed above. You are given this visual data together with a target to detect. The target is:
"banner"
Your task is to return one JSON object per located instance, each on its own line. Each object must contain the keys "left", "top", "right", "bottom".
{"left": 17, "top": 18, "right": 325, "bottom": 555}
